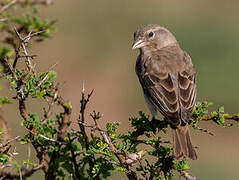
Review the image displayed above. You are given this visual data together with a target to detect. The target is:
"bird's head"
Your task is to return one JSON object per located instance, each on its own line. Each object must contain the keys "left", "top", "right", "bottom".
{"left": 132, "top": 24, "right": 178, "bottom": 52}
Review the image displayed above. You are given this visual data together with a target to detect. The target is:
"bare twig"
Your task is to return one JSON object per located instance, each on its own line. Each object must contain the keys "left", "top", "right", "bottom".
{"left": 23, "top": 30, "right": 46, "bottom": 42}
{"left": 0, "top": 0, "right": 53, "bottom": 15}
{"left": 18, "top": 55, "right": 37, "bottom": 59}
{"left": 180, "top": 171, "right": 196, "bottom": 180}
{"left": 19, "top": 168, "right": 22, "bottom": 180}
{"left": 78, "top": 86, "right": 97, "bottom": 179}
{"left": 0, "top": 18, "right": 8, "bottom": 21}
{"left": 37, "top": 61, "right": 58, "bottom": 88}
{"left": 13, "top": 27, "right": 44, "bottom": 99}
{"left": 21, "top": 32, "right": 34, "bottom": 72}
{"left": 0, "top": 163, "right": 13, "bottom": 170}
{"left": 0, "top": 136, "right": 20, "bottom": 149}
{"left": 0, "top": 165, "right": 43, "bottom": 179}
{"left": 26, "top": 129, "right": 67, "bottom": 145}
{"left": 0, "top": 0, "right": 18, "bottom": 15}
{"left": 195, "top": 126, "right": 215, "bottom": 136}
{"left": 42, "top": 82, "right": 62, "bottom": 122}
{"left": 0, "top": 57, "right": 18, "bottom": 80}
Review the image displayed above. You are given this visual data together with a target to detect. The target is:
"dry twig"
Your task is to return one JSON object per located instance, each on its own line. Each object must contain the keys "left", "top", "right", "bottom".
{"left": 0, "top": 0, "right": 54, "bottom": 15}
{"left": 0, "top": 0, "right": 18, "bottom": 15}
{"left": 0, "top": 165, "right": 43, "bottom": 180}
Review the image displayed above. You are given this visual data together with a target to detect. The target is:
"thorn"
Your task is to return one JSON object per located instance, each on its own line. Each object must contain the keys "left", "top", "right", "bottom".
{"left": 88, "top": 89, "right": 94, "bottom": 97}
{"left": 82, "top": 80, "right": 85, "bottom": 94}
{"left": 48, "top": 61, "right": 59, "bottom": 71}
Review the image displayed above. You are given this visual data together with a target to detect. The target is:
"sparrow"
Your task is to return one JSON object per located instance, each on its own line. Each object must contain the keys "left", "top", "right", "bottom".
{"left": 132, "top": 24, "right": 197, "bottom": 160}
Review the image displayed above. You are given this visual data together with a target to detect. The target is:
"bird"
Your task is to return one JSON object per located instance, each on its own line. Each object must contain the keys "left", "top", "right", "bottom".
{"left": 132, "top": 24, "right": 197, "bottom": 160}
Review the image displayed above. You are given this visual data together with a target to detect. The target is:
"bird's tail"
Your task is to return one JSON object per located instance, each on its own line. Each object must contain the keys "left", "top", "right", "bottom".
{"left": 172, "top": 126, "right": 197, "bottom": 160}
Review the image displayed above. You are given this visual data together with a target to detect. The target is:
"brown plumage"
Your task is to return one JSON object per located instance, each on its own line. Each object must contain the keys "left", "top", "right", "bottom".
{"left": 133, "top": 24, "right": 197, "bottom": 160}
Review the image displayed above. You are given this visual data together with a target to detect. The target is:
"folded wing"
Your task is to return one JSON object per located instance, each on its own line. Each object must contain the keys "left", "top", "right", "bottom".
{"left": 140, "top": 51, "right": 196, "bottom": 127}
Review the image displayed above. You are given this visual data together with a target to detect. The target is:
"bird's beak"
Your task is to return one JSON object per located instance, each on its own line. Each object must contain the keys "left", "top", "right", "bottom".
{"left": 132, "top": 39, "right": 147, "bottom": 49}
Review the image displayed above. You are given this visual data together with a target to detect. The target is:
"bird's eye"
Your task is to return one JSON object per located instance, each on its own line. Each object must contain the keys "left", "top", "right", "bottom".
{"left": 148, "top": 31, "right": 154, "bottom": 38}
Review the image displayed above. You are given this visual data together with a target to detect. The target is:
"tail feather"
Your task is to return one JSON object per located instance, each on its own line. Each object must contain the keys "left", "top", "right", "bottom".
{"left": 172, "top": 126, "right": 197, "bottom": 160}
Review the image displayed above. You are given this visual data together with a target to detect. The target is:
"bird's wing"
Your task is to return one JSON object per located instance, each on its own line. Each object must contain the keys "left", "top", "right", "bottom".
{"left": 140, "top": 50, "right": 196, "bottom": 126}
{"left": 178, "top": 52, "right": 197, "bottom": 124}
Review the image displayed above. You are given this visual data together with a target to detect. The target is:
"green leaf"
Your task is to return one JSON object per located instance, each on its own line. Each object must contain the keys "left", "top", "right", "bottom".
{"left": 0, "top": 47, "right": 14, "bottom": 59}
{"left": 0, "top": 97, "right": 12, "bottom": 106}
{"left": 23, "top": 159, "right": 36, "bottom": 167}
{"left": 12, "top": 161, "right": 21, "bottom": 170}
{"left": 106, "top": 122, "right": 120, "bottom": 135}
{"left": 48, "top": 71, "right": 56, "bottom": 81}
{"left": 174, "top": 159, "right": 190, "bottom": 171}
{"left": 20, "top": 140, "right": 29, "bottom": 145}
{"left": 61, "top": 160, "right": 74, "bottom": 174}
{"left": 115, "top": 167, "right": 127, "bottom": 172}
{"left": 0, "top": 153, "right": 9, "bottom": 164}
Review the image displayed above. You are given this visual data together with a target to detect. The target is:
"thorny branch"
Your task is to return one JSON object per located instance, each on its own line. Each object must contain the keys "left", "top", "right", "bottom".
{"left": 26, "top": 129, "right": 67, "bottom": 145}
{"left": 199, "top": 114, "right": 239, "bottom": 122}
{"left": 13, "top": 27, "right": 36, "bottom": 99}
{"left": 0, "top": 165, "right": 43, "bottom": 180}
{"left": 67, "top": 133, "right": 81, "bottom": 179}
{"left": 14, "top": 30, "right": 50, "bottom": 177}
{"left": 0, "top": 28, "right": 71, "bottom": 180}
{"left": 42, "top": 82, "right": 60, "bottom": 122}
{"left": 0, "top": 136, "right": 20, "bottom": 151}
{"left": 0, "top": 0, "right": 18, "bottom": 15}
{"left": 78, "top": 94, "right": 239, "bottom": 180}
{"left": 46, "top": 92, "right": 72, "bottom": 180}
{"left": 36, "top": 62, "right": 58, "bottom": 89}
{"left": 80, "top": 107, "right": 138, "bottom": 179}
{"left": 78, "top": 87, "right": 98, "bottom": 179}
{"left": 77, "top": 88, "right": 137, "bottom": 180}
{"left": 39, "top": 69, "right": 71, "bottom": 180}
{"left": 0, "top": 0, "right": 53, "bottom": 15}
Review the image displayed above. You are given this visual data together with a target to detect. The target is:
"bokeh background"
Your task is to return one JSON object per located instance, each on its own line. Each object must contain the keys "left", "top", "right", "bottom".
{"left": 2, "top": 0, "right": 239, "bottom": 179}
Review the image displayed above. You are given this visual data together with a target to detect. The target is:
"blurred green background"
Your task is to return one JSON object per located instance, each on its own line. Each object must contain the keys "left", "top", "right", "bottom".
{"left": 2, "top": 0, "right": 239, "bottom": 179}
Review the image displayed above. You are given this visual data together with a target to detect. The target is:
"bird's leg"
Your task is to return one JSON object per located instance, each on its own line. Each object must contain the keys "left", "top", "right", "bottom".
{"left": 151, "top": 116, "right": 159, "bottom": 134}
{"left": 151, "top": 116, "right": 169, "bottom": 134}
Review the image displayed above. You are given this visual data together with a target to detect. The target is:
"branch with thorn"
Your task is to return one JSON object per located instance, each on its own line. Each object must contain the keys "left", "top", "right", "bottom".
{"left": 0, "top": 27, "right": 72, "bottom": 179}
{"left": 0, "top": 0, "right": 18, "bottom": 15}
{"left": 78, "top": 87, "right": 138, "bottom": 180}
{"left": 78, "top": 86, "right": 98, "bottom": 179}
{"left": 0, "top": 165, "right": 43, "bottom": 180}
{"left": 0, "top": 136, "right": 20, "bottom": 151}
{"left": 0, "top": 0, "right": 54, "bottom": 15}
